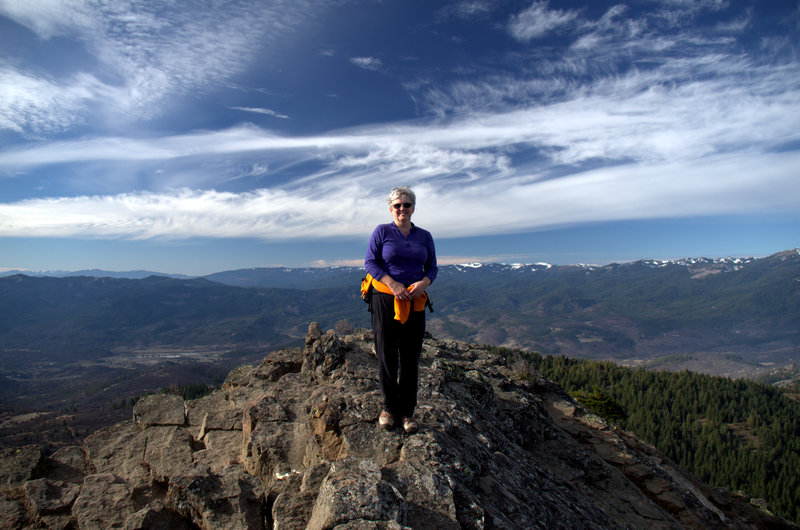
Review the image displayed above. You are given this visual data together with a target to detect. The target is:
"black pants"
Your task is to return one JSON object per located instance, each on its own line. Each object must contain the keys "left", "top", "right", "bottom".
{"left": 370, "top": 291, "right": 425, "bottom": 418}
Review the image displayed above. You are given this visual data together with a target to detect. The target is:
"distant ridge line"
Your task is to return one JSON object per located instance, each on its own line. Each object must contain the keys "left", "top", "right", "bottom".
{"left": 1, "top": 248, "right": 796, "bottom": 281}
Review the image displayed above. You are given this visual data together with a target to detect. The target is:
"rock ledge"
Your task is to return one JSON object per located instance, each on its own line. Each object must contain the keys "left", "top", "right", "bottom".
{"left": 1, "top": 323, "right": 796, "bottom": 529}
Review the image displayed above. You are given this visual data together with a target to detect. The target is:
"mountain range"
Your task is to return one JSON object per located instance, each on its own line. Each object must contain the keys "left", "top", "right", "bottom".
{"left": 3, "top": 251, "right": 798, "bottom": 364}
{"left": 2, "top": 249, "right": 798, "bottom": 371}
{"left": 1, "top": 250, "right": 798, "bottom": 449}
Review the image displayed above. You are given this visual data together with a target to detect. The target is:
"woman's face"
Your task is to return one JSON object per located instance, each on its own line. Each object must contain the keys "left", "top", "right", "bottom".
{"left": 390, "top": 195, "right": 415, "bottom": 225}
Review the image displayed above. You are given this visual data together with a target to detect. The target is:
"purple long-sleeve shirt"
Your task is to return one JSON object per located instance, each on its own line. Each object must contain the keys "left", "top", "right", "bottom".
{"left": 365, "top": 223, "right": 438, "bottom": 286}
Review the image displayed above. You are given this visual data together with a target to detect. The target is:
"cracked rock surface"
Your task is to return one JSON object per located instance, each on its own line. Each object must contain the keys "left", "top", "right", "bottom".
{"left": 2, "top": 323, "right": 797, "bottom": 529}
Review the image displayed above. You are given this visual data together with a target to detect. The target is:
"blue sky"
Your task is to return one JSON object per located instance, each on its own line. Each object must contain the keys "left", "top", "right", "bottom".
{"left": 1, "top": 0, "right": 798, "bottom": 275}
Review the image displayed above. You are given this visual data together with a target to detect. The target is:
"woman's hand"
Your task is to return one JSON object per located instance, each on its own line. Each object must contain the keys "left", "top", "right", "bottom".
{"left": 381, "top": 276, "right": 411, "bottom": 300}
{"left": 407, "top": 278, "right": 431, "bottom": 299}
{"left": 380, "top": 275, "right": 430, "bottom": 300}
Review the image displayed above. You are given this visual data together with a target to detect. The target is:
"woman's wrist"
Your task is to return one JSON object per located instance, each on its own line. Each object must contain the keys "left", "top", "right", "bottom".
{"left": 380, "top": 275, "right": 405, "bottom": 296}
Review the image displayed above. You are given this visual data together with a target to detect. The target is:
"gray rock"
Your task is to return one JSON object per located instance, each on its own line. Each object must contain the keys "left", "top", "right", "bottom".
{"left": 83, "top": 421, "right": 151, "bottom": 486}
{"left": 272, "top": 488, "right": 318, "bottom": 530}
{"left": 192, "top": 429, "right": 242, "bottom": 472}
{"left": 306, "top": 321, "right": 322, "bottom": 344}
{"left": 38, "top": 513, "right": 74, "bottom": 530}
{"left": 0, "top": 444, "right": 42, "bottom": 488}
{"left": 72, "top": 473, "right": 138, "bottom": 529}
{"left": 124, "top": 500, "right": 194, "bottom": 530}
{"left": 0, "top": 492, "right": 26, "bottom": 529}
{"left": 303, "top": 327, "right": 347, "bottom": 379}
{"left": 138, "top": 426, "right": 195, "bottom": 482}
{"left": 383, "top": 460, "right": 459, "bottom": 529}
{"left": 333, "top": 521, "right": 409, "bottom": 529}
{"left": 4, "top": 323, "right": 798, "bottom": 530}
{"left": 46, "top": 445, "right": 88, "bottom": 483}
{"left": 250, "top": 347, "right": 304, "bottom": 384}
{"left": 186, "top": 390, "right": 242, "bottom": 440}
{"left": 133, "top": 394, "right": 186, "bottom": 427}
{"left": 307, "top": 457, "right": 406, "bottom": 530}
{"left": 84, "top": 422, "right": 194, "bottom": 485}
{"left": 166, "top": 463, "right": 265, "bottom": 529}
{"left": 223, "top": 364, "right": 256, "bottom": 389}
{"left": 23, "top": 478, "right": 80, "bottom": 515}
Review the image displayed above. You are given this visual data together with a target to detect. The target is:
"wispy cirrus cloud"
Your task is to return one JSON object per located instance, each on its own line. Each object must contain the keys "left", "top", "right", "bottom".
{"left": 0, "top": 0, "right": 336, "bottom": 135}
{"left": 2, "top": 53, "right": 799, "bottom": 241}
{"left": 508, "top": 1, "right": 581, "bottom": 41}
{"left": 0, "top": 68, "right": 86, "bottom": 136}
{"left": 230, "top": 107, "right": 291, "bottom": 120}
{"left": 2, "top": 43, "right": 798, "bottom": 181}
{"left": 438, "top": 1, "right": 493, "bottom": 20}
{"left": 0, "top": 0, "right": 797, "bottom": 252}
{"left": 419, "top": 0, "right": 792, "bottom": 122}
{"left": 1, "top": 148, "right": 797, "bottom": 242}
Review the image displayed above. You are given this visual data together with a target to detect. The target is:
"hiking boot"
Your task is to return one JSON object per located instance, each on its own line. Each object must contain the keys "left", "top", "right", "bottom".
{"left": 402, "top": 417, "right": 418, "bottom": 434}
{"left": 379, "top": 411, "right": 395, "bottom": 430}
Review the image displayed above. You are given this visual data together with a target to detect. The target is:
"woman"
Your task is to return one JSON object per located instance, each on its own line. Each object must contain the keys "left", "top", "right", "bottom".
{"left": 363, "top": 186, "right": 437, "bottom": 434}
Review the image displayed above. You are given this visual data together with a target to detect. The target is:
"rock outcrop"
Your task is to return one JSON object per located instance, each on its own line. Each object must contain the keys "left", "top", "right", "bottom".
{"left": 1, "top": 323, "right": 797, "bottom": 529}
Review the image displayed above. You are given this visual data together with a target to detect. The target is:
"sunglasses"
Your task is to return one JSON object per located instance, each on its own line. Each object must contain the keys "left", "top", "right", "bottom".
{"left": 392, "top": 202, "right": 413, "bottom": 209}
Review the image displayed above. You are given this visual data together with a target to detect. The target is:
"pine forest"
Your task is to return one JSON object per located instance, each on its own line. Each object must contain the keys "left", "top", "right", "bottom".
{"left": 493, "top": 348, "right": 800, "bottom": 524}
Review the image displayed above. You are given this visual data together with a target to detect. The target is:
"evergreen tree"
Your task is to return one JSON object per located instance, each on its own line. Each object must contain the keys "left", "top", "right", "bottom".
{"left": 507, "top": 348, "right": 800, "bottom": 524}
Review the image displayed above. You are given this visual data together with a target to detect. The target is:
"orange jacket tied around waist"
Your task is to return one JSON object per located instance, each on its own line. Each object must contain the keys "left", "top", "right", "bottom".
{"left": 361, "top": 273, "right": 428, "bottom": 324}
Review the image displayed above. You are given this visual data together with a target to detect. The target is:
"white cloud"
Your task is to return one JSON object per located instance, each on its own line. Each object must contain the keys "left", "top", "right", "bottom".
{"left": 2, "top": 33, "right": 797, "bottom": 172}
{"left": 440, "top": 1, "right": 493, "bottom": 20}
{"left": 350, "top": 57, "right": 383, "bottom": 71}
{"left": 0, "top": 68, "right": 98, "bottom": 136}
{"left": 1, "top": 1, "right": 797, "bottom": 246}
{"left": 430, "top": 0, "right": 762, "bottom": 119}
{"left": 1, "top": 47, "right": 798, "bottom": 186}
{"left": 1, "top": 150, "right": 797, "bottom": 241}
{"left": 0, "top": 0, "right": 334, "bottom": 134}
{"left": 0, "top": 0, "right": 95, "bottom": 40}
{"left": 0, "top": 186, "right": 373, "bottom": 240}
{"left": 331, "top": 143, "right": 512, "bottom": 185}
{"left": 230, "top": 107, "right": 291, "bottom": 120}
{"left": 508, "top": 1, "right": 580, "bottom": 41}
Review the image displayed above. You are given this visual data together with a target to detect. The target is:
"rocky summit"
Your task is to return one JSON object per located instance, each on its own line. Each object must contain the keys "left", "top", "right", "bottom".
{"left": 1, "top": 323, "right": 796, "bottom": 529}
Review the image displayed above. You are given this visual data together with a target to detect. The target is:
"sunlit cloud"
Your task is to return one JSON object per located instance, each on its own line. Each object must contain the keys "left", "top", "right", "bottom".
{"left": 0, "top": 187, "right": 367, "bottom": 240}
{"left": 2, "top": 148, "right": 798, "bottom": 241}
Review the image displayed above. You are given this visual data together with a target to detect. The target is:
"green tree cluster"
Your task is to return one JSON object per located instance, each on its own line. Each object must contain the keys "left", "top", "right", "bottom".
{"left": 498, "top": 348, "right": 800, "bottom": 524}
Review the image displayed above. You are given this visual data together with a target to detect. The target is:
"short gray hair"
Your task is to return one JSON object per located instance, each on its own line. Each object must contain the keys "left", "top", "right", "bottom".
{"left": 387, "top": 186, "right": 416, "bottom": 206}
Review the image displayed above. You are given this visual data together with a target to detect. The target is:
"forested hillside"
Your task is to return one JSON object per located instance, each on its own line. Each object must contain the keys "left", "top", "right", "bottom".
{"left": 430, "top": 250, "right": 800, "bottom": 364}
{"left": 0, "top": 274, "right": 364, "bottom": 369}
{"left": 496, "top": 347, "right": 800, "bottom": 524}
{"left": 2, "top": 250, "right": 797, "bottom": 371}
